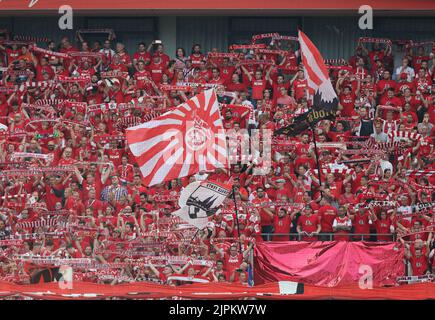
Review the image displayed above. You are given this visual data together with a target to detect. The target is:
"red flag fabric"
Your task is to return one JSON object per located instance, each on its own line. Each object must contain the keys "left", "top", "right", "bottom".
{"left": 126, "top": 89, "right": 228, "bottom": 186}
{"left": 298, "top": 29, "right": 338, "bottom": 105}
{"left": 0, "top": 280, "right": 433, "bottom": 300}
{"left": 254, "top": 241, "right": 404, "bottom": 287}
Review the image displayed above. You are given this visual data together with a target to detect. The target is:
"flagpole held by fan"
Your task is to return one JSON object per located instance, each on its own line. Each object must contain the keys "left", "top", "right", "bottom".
{"left": 225, "top": 135, "right": 243, "bottom": 254}
{"left": 309, "top": 123, "right": 323, "bottom": 194}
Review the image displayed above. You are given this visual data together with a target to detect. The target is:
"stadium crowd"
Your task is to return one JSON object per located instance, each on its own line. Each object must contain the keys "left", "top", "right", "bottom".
{"left": 0, "top": 29, "right": 433, "bottom": 286}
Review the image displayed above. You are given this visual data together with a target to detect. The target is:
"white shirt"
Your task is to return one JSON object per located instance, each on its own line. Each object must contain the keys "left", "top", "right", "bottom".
{"left": 394, "top": 66, "right": 415, "bottom": 82}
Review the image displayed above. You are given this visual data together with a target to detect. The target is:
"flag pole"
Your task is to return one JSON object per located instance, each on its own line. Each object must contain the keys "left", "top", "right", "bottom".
{"left": 225, "top": 133, "right": 242, "bottom": 254}
{"left": 310, "top": 124, "right": 323, "bottom": 192}
{"left": 231, "top": 185, "right": 243, "bottom": 254}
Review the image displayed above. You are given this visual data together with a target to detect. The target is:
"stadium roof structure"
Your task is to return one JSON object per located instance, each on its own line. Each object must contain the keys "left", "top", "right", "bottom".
{"left": 0, "top": 0, "right": 435, "bottom": 16}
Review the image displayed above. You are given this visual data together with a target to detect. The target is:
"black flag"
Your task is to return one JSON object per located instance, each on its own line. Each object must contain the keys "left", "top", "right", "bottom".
{"left": 275, "top": 30, "right": 338, "bottom": 137}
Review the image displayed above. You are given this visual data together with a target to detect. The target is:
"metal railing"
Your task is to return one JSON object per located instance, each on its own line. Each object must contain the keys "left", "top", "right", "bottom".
{"left": 260, "top": 233, "right": 396, "bottom": 241}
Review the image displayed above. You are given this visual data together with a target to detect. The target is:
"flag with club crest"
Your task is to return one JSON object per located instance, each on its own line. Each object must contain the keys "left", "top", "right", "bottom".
{"left": 126, "top": 89, "right": 228, "bottom": 186}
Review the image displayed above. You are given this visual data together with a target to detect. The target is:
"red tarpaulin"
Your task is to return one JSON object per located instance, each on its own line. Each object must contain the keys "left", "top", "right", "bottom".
{"left": 254, "top": 241, "right": 405, "bottom": 287}
{"left": 0, "top": 280, "right": 433, "bottom": 300}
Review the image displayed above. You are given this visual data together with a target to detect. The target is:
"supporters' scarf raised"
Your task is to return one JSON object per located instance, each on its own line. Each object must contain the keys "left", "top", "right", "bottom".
{"left": 412, "top": 201, "right": 435, "bottom": 213}
{"left": 0, "top": 132, "right": 27, "bottom": 140}
{"left": 271, "top": 139, "right": 296, "bottom": 151}
{"left": 160, "top": 84, "right": 191, "bottom": 92}
{"left": 16, "top": 217, "right": 64, "bottom": 229}
{"left": 409, "top": 180, "right": 435, "bottom": 191}
{"left": 14, "top": 256, "right": 93, "bottom": 267}
{"left": 1, "top": 41, "right": 31, "bottom": 46}
{"left": 316, "top": 142, "right": 347, "bottom": 150}
{"left": 5, "top": 70, "right": 34, "bottom": 77}
{"left": 0, "top": 193, "right": 27, "bottom": 200}
{"left": 39, "top": 210, "right": 70, "bottom": 216}
{"left": 64, "top": 100, "right": 88, "bottom": 110}
{"left": 13, "top": 35, "right": 50, "bottom": 42}
{"left": 153, "top": 194, "right": 180, "bottom": 202}
{"left": 251, "top": 33, "right": 280, "bottom": 43}
{"left": 276, "top": 65, "right": 299, "bottom": 71}
{"left": 273, "top": 35, "right": 298, "bottom": 42}
{"left": 327, "top": 66, "right": 352, "bottom": 71}
{"left": 0, "top": 86, "right": 18, "bottom": 93}
{"left": 229, "top": 44, "right": 266, "bottom": 50}
{"left": 0, "top": 239, "right": 23, "bottom": 247}
{"left": 35, "top": 99, "right": 66, "bottom": 107}
{"left": 0, "top": 166, "right": 75, "bottom": 178}
{"left": 6, "top": 231, "right": 65, "bottom": 240}
{"left": 355, "top": 201, "right": 398, "bottom": 209}
{"left": 207, "top": 52, "right": 240, "bottom": 59}
{"left": 25, "top": 118, "right": 60, "bottom": 130}
{"left": 313, "top": 168, "right": 355, "bottom": 175}
{"left": 396, "top": 225, "right": 434, "bottom": 239}
{"left": 243, "top": 202, "right": 304, "bottom": 209}
{"left": 359, "top": 37, "right": 392, "bottom": 45}
{"left": 238, "top": 59, "right": 275, "bottom": 66}
{"left": 339, "top": 149, "right": 385, "bottom": 156}
{"left": 397, "top": 274, "right": 433, "bottom": 284}
{"left": 378, "top": 105, "right": 401, "bottom": 112}
{"left": 20, "top": 81, "right": 56, "bottom": 93}
{"left": 177, "top": 82, "right": 221, "bottom": 89}
{"left": 337, "top": 158, "right": 372, "bottom": 165}
{"left": 69, "top": 51, "right": 104, "bottom": 59}
{"left": 408, "top": 41, "right": 435, "bottom": 47}
{"left": 87, "top": 102, "right": 169, "bottom": 116}
{"left": 406, "top": 170, "right": 435, "bottom": 177}
{"left": 0, "top": 170, "right": 43, "bottom": 178}
{"left": 11, "top": 152, "right": 54, "bottom": 161}
{"left": 22, "top": 103, "right": 56, "bottom": 114}
{"left": 30, "top": 45, "right": 70, "bottom": 59}
{"left": 117, "top": 115, "right": 143, "bottom": 129}
{"left": 257, "top": 49, "right": 288, "bottom": 56}
{"left": 100, "top": 71, "right": 129, "bottom": 79}
{"left": 324, "top": 58, "right": 347, "bottom": 66}
{"left": 56, "top": 75, "right": 90, "bottom": 83}
{"left": 388, "top": 130, "right": 422, "bottom": 143}
{"left": 93, "top": 135, "right": 126, "bottom": 144}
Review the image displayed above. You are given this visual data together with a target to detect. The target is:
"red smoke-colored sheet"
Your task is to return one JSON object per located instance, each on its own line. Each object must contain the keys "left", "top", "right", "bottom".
{"left": 254, "top": 241, "right": 405, "bottom": 287}
{"left": 0, "top": 280, "right": 433, "bottom": 300}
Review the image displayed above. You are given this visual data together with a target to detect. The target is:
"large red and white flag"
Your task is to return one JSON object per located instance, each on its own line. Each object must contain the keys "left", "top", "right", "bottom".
{"left": 126, "top": 89, "right": 228, "bottom": 186}
{"left": 298, "top": 29, "right": 338, "bottom": 110}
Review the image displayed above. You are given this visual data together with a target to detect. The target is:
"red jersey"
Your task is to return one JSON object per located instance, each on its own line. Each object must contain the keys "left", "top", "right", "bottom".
{"left": 297, "top": 214, "right": 320, "bottom": 241}
{"left": 272, "top": 215, "right": 292, "bottom": 241}
{"left": 292, "top": 79, "right": 308, "bottom": 101}
{"left": 251, "top": 78, "right": 267, "bottom": 100}
{"left": 318, "top": 205, "right": 338, "bottom": 233}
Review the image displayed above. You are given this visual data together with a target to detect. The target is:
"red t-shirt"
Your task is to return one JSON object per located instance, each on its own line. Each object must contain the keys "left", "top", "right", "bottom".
{"left": 251, "top": 78, "right": 267, "bottom": 100}
{"left": 318, "top": 205, "right": 338, "bottom": 232}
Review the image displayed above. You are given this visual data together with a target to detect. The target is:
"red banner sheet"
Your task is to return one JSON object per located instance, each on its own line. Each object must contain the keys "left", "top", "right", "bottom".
{"left": 0, "top": 280, "right": 433, "bottom": 300}
{"left": 254, "top": 241, "right": 405, "bottom": 287}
